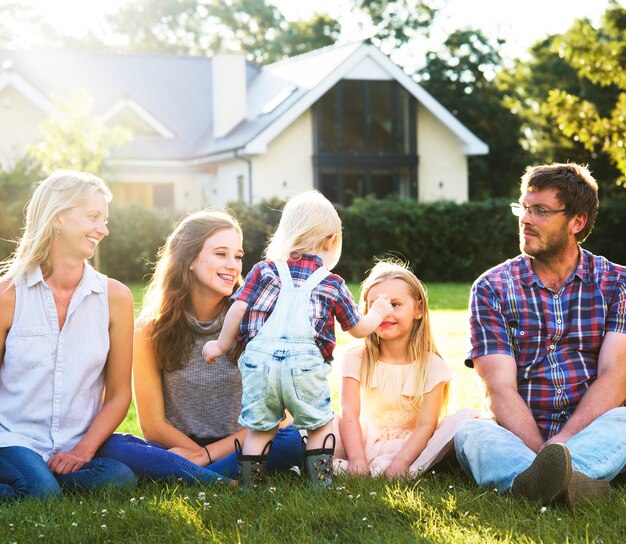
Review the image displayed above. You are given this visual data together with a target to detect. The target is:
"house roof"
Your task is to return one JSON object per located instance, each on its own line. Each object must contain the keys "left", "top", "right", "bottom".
{"left": 0, "top": 42, "right": 488, "bottom": 163}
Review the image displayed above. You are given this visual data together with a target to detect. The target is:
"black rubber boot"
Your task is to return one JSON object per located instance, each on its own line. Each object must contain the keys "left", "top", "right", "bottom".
{"left": 304, "top": 433, "right": 335, "bottom": 490}
{"left": 236, "top": 438, "right": 272, "bottom": 491}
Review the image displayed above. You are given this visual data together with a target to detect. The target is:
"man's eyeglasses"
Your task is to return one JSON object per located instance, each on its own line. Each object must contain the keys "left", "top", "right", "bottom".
{"left": 510, "top": 203, "right": 567, "bottom": 219}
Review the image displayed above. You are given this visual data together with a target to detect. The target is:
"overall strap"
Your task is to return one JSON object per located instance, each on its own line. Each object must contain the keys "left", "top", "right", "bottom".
{"left": 300, "top": 266, "right": 331, "bottom": 292}
{"left": 275, "top": 260, "right": 294, "bottom": 290}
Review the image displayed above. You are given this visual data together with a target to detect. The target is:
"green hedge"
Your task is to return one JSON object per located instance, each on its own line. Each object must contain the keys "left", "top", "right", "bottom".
{"left": 98, "top": 204, "right": 175, "bottom": 282}
{"left": 2, "top": 195, "right": 625, "bottom": 284}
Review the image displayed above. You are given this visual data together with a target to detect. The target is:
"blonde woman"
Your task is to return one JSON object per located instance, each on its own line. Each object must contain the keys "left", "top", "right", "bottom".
{"left": 203, "top": 190, "right": 393, "bottom": 489}
{"left": 0, "top": 170, "right": 135, "bottom": 501}
{"left": 335, "top": 260, "right": 479, "bottom": 478}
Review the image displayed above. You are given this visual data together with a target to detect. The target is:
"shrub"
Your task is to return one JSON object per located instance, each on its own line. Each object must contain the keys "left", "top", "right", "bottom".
{"left": 99, "top": 203, "right": 175, "bottom": 282}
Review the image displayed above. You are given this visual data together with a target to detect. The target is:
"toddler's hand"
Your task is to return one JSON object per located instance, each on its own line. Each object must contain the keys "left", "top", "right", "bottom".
{"left": 202, "top": 340, "right": 223, "bottom": 364}
{"left": 370, "top": 293, "right": 393, "bottom": 319}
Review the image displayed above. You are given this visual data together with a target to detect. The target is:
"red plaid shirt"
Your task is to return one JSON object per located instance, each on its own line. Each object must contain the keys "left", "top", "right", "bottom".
{"left": 467, "top": 248, "right": 626, "bottom": 438}
{"left": 232, "top": 254, "right": 361, "bottom": 361}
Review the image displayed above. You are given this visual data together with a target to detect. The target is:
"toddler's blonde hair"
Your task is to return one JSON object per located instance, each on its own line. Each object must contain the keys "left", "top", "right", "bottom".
{"left": 264, "top": 190, "right": 342, "bottom": 268}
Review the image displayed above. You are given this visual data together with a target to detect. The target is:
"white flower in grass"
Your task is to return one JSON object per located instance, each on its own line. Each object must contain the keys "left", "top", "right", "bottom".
{"left": 362, "top": 517, "right": 367, "bottom": 521}
{"left": 203, "top": 502, "right": 211, "bottom": 510}
{"left": 269, "top": 486, "right": 276, "bottom": 493}
{"left": 236, "top": 519, "right": 244, "bottom": 528}
{"left": 540, "top": 506, "right": 547, "bottom": 514}
{"left": 369, "top": 492, "right": 377, "bottom": 496}
{"left": 101, "top": 524, "right": 107, "bottom": 530}
{"left": 198, "top": 491, "right": 206, "bottom": 500}
{"left": 72, "top": 523, "right": 78, "bottom": 527}
{"left": 139, "top": 496, "right": 145, "bottom": 500}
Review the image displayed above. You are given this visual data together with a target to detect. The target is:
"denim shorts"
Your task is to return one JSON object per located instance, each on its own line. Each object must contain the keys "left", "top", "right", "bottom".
{"left": 238, "top": 339, "right": 333, "bottom": 432}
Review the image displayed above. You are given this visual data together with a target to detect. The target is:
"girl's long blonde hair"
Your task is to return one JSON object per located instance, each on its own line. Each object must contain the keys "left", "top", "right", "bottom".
{"left": 139, "top": 209, "right": 242, "bottom": 371}
{"left": 0, "top": 170, "right": 111, "bottom": 281}
{"left": 264, "top": 190, "right": 342, "bottom": 269}
{"left": 360, "top": 259, "right": 446, "bottom": 411}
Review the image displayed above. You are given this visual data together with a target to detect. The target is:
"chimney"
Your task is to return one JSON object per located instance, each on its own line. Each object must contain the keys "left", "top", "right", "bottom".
{"left": 212, "top": 51, "right": 247, "bottom": 139}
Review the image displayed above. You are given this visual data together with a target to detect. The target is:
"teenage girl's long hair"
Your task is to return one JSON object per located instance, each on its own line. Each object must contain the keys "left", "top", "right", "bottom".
{"left": 139, "top": 209, "right": 242, "bottom": 371}
{"left": 360, "top": 259, "right": 447, "bottom": 413}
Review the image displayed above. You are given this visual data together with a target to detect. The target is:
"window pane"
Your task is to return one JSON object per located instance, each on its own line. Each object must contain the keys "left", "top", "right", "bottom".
{"left": 398, "top": 86, "right": 412, "bottom": 154}
{"left": 369, "top": 82, "right": 393, "bottom": 151}
{"left": 371, "top": 171, "right": 394, "bottom": 199}
{"left": 318, "top": 90, "right": 336, "bottom": 152}
{"left": 341, "top": 81, "right": 365, "bottom": 152}
{"left": 344, "top": 171, "right": 365, "bottom": 206}
{"left": 153, "top": 183, "right": 174, "bottom": 210}
{"left": 319, "top": 170, "right": 339, "bottom": 203}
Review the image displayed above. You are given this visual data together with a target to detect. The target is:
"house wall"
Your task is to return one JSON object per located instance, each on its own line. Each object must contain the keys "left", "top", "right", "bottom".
{"left": 251, "top": 110, "right": 314, "bottom": 201}
{"left": 417, "top": 105, "right": 468, "bottom": 203}
{"left": 0, "top": 86, "right": 43, "bottom": 160}
{"left": 208, "top": 110, "right": 314, "bottom": 207}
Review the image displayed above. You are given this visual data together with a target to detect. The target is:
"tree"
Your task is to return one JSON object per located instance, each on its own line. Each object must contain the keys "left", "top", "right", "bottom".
{"left": 521, "top": 1, "right": 626, "bottom": 193}
{"left": 0, "top": 153, "right": 41, "bottom": 261}
{"left": 28, "top": 89, "right": 131, "bottom": 175}
{"left": 101, "top": 0, "right": 341, "bottom": 64}
{"left": 498, "top": 27, "right": 622, "bottom": 196}
{"left": 0, "top": 1, "right": 59, "bottom": 49}
{"left": 417, "top": 29, "right": 529, "bottom": 199}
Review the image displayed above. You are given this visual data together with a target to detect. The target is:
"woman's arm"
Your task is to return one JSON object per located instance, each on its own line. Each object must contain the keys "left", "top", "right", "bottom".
{"left": 49, "top": 279, "right": 135, "bottom": 475}
{"left": 132, "top": 320, "right": 200, "bottom": 452}
{"left": 383, "top": 381, "right": 445, "bottom": 479}
{"left": 338, "top": 349, "right": 369, "bottom": 475}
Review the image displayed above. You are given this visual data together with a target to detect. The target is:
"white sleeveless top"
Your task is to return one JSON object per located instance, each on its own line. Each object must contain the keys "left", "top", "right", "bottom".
{"left": 0, "top": 264, "right": 110, "bottom": 460}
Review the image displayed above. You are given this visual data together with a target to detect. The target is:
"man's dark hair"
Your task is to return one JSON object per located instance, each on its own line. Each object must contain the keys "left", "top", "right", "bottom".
{"left": 520, "top": 163, "right": 599, "bottom": 242}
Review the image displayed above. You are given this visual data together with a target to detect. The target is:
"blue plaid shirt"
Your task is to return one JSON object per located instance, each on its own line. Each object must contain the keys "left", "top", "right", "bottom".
{"left": 467, "top": 247, "right": 626, "bottom": 438}
{"left": 233, "top": 254, "right": 361, "bottom": 361}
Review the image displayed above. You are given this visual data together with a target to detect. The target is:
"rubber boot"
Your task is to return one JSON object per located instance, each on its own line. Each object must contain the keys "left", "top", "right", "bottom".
{"left": 304, "top": 433, "right": 335, "bottom": 490}
{"left": 235, "top": 438, "right": 272, "bottom": 491}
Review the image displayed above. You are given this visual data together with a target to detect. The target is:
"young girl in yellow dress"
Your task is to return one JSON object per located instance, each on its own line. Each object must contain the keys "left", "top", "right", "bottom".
{"left": 335, "top": 260, "right": 479, "bottom": 478}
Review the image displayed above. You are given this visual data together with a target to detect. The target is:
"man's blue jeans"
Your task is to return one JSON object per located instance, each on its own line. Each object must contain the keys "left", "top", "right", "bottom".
{"left": 454, "top": 407, "right": 626, "bottom": 492}
{"left": 0, "top": 441, "right": 136, "bottom": 501}
{"left": 98, "top": 426, "right": 304, "bottom": 483}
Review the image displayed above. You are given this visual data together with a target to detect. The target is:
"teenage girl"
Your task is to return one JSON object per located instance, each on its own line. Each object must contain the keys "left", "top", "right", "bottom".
{"left": 203, "top": 190, "right": 393, "bottom": 489}
{"left": 335, "top": 260, "right": 479, "bottom": 478}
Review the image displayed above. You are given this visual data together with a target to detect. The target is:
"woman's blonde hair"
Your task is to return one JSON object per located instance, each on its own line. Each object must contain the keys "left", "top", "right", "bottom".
{"left": 139, "top": 209, "right": 242, "bottom": 371}
{"left": 264, "top": 190, "right": 342, "bottom": 268}
{"left": 0, "top": 170, "right": 111, "bottom": 280}
{"left": 360, "top": 259, "right": 447, "bottom": 412}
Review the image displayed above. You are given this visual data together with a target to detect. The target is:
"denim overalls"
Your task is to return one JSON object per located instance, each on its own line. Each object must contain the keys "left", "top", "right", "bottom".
{"left": 238, "top": 260, "right": 334, "bottom": 432}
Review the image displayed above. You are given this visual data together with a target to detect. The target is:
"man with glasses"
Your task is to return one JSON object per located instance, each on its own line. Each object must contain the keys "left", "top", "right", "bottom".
{"left": 455, "top": 163, "right": 626, "bottom": 507}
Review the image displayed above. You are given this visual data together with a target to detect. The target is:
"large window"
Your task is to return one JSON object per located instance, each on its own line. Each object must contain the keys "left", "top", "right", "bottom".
{"left": 313, "top": 80, "right": 417, "bottom": 206}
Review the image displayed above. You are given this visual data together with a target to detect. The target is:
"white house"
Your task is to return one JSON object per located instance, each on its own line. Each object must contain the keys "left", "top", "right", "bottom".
{"left": 0, "top": 41, "right": 488, "bottom": 211}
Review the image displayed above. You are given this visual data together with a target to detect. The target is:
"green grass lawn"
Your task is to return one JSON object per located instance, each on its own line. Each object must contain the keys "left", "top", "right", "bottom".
{"left": 3, "top": 282, "right": 624, "bottom": 543}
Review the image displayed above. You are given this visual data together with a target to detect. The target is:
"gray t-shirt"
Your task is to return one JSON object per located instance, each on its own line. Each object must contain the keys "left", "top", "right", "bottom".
{"left": 162, "top": 312, "right": 243, "bottom": 442}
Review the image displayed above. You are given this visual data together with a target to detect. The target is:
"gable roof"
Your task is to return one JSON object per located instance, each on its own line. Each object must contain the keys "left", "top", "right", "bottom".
{"left": 1, "top": 42, "right": 487, "bottom": 164}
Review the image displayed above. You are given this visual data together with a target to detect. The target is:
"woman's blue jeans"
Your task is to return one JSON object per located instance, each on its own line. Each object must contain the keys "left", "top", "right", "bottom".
{"left": 454, "top": 407, "right": 626, "bottom": 492}
{"left": 0, "top": 439, "right": 136, "bottom": 502}
{"left": 98, "top": 426, "right": 304, "bottom": 484}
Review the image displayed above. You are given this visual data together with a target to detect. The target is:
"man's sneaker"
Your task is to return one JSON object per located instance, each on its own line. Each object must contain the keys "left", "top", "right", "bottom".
{"left": 563, "top": 471, "right": 610, "bottom": 507}
{"left": 511, "top": 443, "right": 572, "bottom": 504}
{"left": 512, "top": 443, "right": 610, "bottom": 507}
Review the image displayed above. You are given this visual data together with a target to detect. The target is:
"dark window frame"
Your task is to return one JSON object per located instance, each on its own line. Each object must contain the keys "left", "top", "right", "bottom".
{"left": 313, "top": 79, "right": 418, "bottom": 205}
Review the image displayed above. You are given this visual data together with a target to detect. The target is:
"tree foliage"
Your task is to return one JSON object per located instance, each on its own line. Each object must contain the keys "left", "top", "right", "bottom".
{"left": 499, "top": 1, "right": 626, "bottom": 194}
{"left": 543, "top": 2, "right": 626, "bottom": 188}
{"left": 101, "top": 0, "right": 340, "bottom": 64}
{"left": 28, "top": 90, "right": 132, "bottom": 176}
{"left": 417, "top": 29, "right": 529, "bottom": 199}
